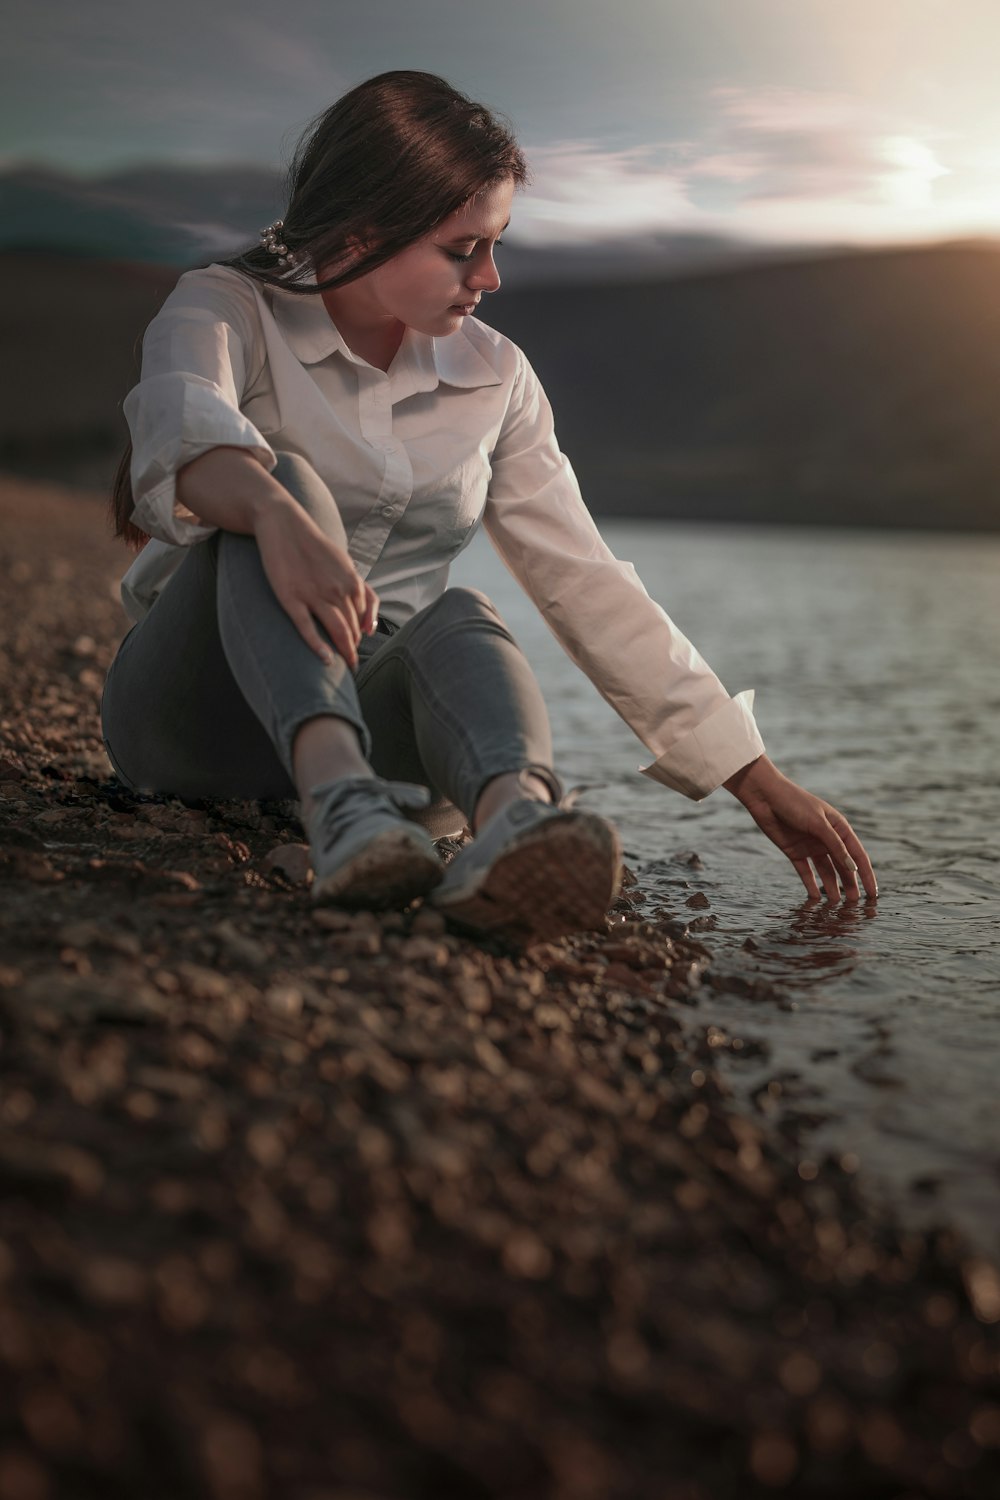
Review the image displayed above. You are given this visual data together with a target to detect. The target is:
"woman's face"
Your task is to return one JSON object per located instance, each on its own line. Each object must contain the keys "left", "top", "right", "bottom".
{"left": 335, "top": 176, "right": 515, "bottom": 339}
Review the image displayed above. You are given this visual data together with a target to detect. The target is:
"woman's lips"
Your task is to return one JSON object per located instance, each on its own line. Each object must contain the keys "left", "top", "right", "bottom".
{"left": 451, "top": 301, "right": 479, "bottom": 314}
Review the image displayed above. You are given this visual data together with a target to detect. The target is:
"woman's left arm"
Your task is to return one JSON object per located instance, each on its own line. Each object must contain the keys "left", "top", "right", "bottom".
{"left": 484, "top": 346, "right": 877, "bottom": 900}
{"left": 724, "top": 755, "right": 877, "bottom": 901}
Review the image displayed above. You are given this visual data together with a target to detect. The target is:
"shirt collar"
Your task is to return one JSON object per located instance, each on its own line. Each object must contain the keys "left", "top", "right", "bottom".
{"left": 270, "top": 285, "right": 502, "bottom": 390}
{"left": 270, "top": 285, "right": 350, "bottom": 365}
{"left": 429, "top": 327, "right": 503, "bottom": 390}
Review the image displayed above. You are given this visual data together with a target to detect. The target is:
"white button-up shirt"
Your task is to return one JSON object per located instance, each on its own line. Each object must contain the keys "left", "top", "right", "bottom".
{"left": 121, "top": 264, "right": 764, "bottom": 799}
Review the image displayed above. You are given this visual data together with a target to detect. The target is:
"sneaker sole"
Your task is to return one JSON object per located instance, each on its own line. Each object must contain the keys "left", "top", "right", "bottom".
{"left": 435, "top": 813, "right": 622, "bottom": 943}
{"left": 312, "top": 827, "right": 443, "bottom": 910}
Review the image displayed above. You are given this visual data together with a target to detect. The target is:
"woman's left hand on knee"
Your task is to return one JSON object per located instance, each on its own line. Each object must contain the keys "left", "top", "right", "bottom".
{"left": 254, "top": 498, "right": 378, "bottom": 669}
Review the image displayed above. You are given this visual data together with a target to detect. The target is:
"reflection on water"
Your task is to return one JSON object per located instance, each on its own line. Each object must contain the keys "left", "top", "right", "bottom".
{"left": 453, "top": 520, "right": 1000, "bottom": 1256}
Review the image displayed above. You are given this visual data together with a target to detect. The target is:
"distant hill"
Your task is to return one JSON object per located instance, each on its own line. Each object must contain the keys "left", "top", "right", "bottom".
{"left": 0, "top": 255, "right": 179, "bottom": 484}
{"left": 0, "top": 164, "right": 284, "bottom": 266}
{"left": 2, "top": 243, "right": 998, "bottom": 528}
{"left": 483, "top": 241, "right": 1000, "bottom": 530}
{"left": 0, "top": 163, "right": 767, "bottom": 285}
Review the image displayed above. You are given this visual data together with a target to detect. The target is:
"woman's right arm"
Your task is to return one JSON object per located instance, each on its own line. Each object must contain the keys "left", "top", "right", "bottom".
{"left": 175, "top": 446, "right": 375, "bottom": 669}
{"left": 126, "top": 268, "right": 374, "bottom": 666}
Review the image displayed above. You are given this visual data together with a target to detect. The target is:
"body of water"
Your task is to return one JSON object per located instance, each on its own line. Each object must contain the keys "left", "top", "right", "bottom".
{"left": 453, "top": 520, "right": 1000, "bottom": 1257}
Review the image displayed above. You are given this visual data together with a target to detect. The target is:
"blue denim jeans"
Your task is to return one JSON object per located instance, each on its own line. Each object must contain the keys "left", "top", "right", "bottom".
{"left": 100, "top": 454, "right": 554, "bottom": 837}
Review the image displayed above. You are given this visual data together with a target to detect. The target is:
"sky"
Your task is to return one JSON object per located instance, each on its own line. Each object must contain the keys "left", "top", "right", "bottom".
{"left": 4, "top": 0, "right": 1000, "bottom": 248}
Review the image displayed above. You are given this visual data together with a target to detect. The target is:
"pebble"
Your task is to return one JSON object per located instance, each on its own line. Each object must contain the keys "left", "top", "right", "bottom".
{"left": 78, "top": 1258, "right": 147, "bottom": 1307}
{"left": 213, "top": 920, "right": 269, "bottom": 968}
{"left": 263, "top": 983, "right": 304, "bottom": 1018}
{"left": 261, "top": 842, "right": 312, "bottom": 885}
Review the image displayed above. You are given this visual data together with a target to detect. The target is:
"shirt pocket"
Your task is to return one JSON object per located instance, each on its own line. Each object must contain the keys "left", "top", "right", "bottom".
{"left": 419, "top": 448, "right": 493, "bottom": 550}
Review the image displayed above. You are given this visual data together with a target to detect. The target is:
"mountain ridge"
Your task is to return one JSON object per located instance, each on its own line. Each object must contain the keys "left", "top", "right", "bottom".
{"left": 2, "top": 242, "right": 997, "bottom": 530}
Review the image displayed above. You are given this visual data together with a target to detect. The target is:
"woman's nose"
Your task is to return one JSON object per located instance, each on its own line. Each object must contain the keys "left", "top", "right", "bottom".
{"left": 466, "top": 253, "right": 501, "bottom": 294}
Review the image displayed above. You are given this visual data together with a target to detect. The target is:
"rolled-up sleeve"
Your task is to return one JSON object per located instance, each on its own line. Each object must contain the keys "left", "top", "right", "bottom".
{"left": 483, "top": 351, "right": 765, "bottom": 800}
{"left": 123, "top": 269, "right": 277, "bottom": 545}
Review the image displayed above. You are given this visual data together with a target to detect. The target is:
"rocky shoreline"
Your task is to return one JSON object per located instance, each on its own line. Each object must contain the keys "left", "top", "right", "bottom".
{"left": 1, "top": 475, "right": 999, "bottom": 1499}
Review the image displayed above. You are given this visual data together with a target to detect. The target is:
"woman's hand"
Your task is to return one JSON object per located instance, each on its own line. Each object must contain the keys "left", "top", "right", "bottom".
{"left": 723, "top": 755, "right": 877, "bottom": 902}
{"left": 175, "top": 447, "right": 378, "bottom": 669}
{"left": 254, "top": 499, "right": 378, "bottom": 670}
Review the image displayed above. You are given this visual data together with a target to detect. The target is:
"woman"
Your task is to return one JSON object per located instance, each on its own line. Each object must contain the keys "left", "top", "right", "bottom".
{"left": 102, "top": 70, "right": 877, "bottom": 943}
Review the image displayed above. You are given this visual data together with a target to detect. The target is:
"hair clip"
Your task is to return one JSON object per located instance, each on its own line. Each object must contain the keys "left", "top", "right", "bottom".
{"left": 260, "top": 219, "right": 299, "bottom": 269}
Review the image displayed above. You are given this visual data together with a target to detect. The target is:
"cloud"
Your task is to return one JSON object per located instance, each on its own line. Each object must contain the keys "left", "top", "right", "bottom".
{"left": 223, "top": 15, "right": 346, "bottom": 95}
{"left": 691, "top": 86, "right": 950, "bottom": 208}
{"left": 878, "top": 136, "right": 951, "bottom": 209}
{"left": 511, "top": 87, "right": 976, "bottom": 248}
{"left": 515, "top": 143, "right": 701, "bottom": 244}
{"left": 710, "top": 86, "right": 869, "bottom": 135}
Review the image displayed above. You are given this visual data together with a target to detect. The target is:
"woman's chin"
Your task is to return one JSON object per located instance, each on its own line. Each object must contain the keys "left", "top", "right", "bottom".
{"left": 413, "top": 310, "right": 466, "bottom": 338}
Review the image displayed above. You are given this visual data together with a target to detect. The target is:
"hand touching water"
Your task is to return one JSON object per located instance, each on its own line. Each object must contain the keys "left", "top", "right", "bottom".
{"left": 723, "top": 755, "right": 877, "bottom": 902}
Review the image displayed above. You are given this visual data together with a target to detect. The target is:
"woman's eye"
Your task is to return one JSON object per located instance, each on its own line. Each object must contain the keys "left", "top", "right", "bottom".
{"left": 447, "top": 240, "right": 503, "bottom": 264}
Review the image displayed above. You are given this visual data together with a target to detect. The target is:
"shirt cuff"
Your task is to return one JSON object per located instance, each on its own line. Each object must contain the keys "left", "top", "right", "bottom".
{"left": 125, "top": 372, "right": 277, "bottom": 546}
{"left": 130, "top": 473, "right": 218, "bottom": 546}
{"left": 129, "top": 437, "right": 277, "bottom": 547}
{"left": 639, "top": 689, "right": 765, "bottom": 801}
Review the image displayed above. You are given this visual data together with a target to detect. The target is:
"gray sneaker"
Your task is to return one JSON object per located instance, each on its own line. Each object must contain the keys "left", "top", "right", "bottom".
{"left": 431, "top": 792, "right": 623, "bottom": 943}
{"left": 307, "top": 776, "right": 443, "bottom": 909}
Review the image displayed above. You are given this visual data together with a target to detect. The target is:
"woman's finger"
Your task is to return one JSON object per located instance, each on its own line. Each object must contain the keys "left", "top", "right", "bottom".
{"left": 317, "top": 589, "right": 360, "bottom": 647}
{"left": 820, "top": 817, "right": 861, "bottom": 900}
{"left": 813, "top": 852, "right": 841, "bottom": 903}
{"left": 792, "top": 857, "right": 822, "bottom": 901}
{"left": 288, "top": 603, "right": 341, "bottom": 667}
{"left": 806, "top": 813, "right": 856, "bottom": 877}
{"left": 350, "top": 571, "right": 368, "bottom": 618}
{"left": 319, "top": 605, "right": 359, "bottom": 669}
{"left": 838, "top": 860, "right": 861, "bottom": 902}
{"left": 823, "top": 809, "right": 878, "bottom": 900}
{"left": 839, "top": 824, "right": 878, "bottom": 899}
{"left": 336, "top": 592, "right": 362, "bottom": 645}
{"left": 361, "top": 584, "right": 380, "bottom": 636}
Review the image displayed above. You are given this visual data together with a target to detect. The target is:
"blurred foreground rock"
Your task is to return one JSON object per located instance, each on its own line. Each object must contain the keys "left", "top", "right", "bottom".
{"left": 0, "top": 475, "right": 998, "bottom": 1499}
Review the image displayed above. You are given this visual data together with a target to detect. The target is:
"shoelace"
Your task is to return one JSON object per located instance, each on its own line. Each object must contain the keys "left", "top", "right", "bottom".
{"left": 512, "top": 764, "right": 605, "bottom": 814}
{"left": 309, "top": 777, "right": 430, "bottom": 856}
{"left": 557, "top": 782, "right": 603, "bottom": 812}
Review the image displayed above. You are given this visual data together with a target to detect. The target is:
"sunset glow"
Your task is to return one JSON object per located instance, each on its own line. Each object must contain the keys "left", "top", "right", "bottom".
{"left": 515, "top": 86, "right": 1000, "bottom": 248}
{"left": 4, "top": 0, "right": 1000, "bottom": 251}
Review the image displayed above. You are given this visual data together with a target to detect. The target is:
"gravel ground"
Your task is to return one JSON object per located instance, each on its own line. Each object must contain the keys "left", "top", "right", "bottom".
{"left": 1, "top": 474, "right": 999, "bottom": 1500}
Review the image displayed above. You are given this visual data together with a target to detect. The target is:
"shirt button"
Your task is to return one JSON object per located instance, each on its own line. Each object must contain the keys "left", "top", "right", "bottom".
{"left": 378, "top": 504, "right": 394, "bottom": 518}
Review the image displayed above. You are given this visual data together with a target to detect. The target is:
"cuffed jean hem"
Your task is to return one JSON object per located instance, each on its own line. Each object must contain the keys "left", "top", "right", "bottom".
{"left": 272, "top": 696, "right": 371, "bottom": 781}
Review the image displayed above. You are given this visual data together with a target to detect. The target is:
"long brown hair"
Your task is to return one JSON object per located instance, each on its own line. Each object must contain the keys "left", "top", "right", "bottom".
{"left": 111, "top": 70, "right": 528, "bottom": 548}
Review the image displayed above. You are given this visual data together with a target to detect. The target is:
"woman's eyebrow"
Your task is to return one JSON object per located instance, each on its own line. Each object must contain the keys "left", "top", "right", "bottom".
{"left": 440, "top": 219, "right": 510, "bottom": 245}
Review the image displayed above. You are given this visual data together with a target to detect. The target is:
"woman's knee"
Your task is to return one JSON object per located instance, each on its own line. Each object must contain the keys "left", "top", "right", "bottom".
{"left": 424, "top": 585, "right": 502, "bottom": 627}
{"left": 400, "top": 588, "right": 515, "bottom": 657}
{"left": 270, "top": 452, "right": 348, "bottom": 546}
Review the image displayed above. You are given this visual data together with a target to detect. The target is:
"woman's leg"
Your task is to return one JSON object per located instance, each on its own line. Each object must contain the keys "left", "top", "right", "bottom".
{"left": 354, "top": 587, "right": 622, "bottom": 940}
{"left": 354, "top": 586, "right": 557, "bottom": 834}
{"left": 101, "top": 453, "right": 371, "bottom": 802}
{"left": 102, "top": 453, "right": 442, "bottom": 908}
